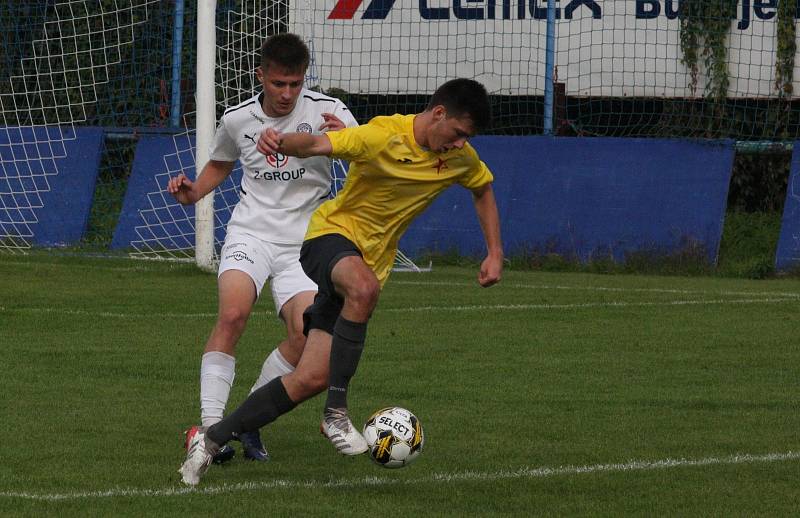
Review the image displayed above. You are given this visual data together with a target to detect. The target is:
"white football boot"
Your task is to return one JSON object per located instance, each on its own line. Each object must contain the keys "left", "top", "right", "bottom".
{"left": 179, "top": 426, "right": 219, "bottom": 486}
{"left": 320, "top": 407, "right": 369, "bottom": 455}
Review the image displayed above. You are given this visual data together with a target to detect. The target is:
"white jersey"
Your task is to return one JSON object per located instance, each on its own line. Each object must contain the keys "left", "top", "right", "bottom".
{"left": 209, "top": 89, "right": 358, "bottom": 244}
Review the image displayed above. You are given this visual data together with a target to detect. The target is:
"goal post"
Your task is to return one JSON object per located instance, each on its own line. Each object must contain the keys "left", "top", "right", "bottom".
{"left": 194, "top": 0, "right": 217, "bottom": 273}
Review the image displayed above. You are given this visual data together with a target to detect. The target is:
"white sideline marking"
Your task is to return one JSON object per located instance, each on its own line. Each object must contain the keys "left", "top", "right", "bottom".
{"left": 1, "top": 296, "right": 798, "bottom": 319}
{"left": 1, "top": 451, "right": 797, "bottom": 501}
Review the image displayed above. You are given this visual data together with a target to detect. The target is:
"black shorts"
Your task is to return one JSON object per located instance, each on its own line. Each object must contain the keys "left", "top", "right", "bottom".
{"left": 299, "top": 233, "right": 362, "bottom": 335}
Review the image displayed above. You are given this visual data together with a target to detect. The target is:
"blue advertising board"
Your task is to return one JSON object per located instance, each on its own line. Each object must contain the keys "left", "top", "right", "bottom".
{"left": 0, "top": 126, "right": 104, "bottom": 246}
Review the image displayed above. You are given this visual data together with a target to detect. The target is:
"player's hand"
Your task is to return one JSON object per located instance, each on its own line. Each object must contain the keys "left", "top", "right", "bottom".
{"left": 166, "top": 173, "right": 197, "bottom": 205}
{"left": 319, "top": 112, "right": 346, "bottom": 132}
{"left": 257, "top": 128, "right": 283, "bottom": 155}
{"left": 477, "top": 254, "right": 503, "bottom": 287}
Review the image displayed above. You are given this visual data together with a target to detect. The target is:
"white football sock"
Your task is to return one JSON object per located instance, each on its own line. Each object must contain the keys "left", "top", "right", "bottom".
{"left": 200, "top": 351, "right": 236, "bottom": 427}
{"left": 250, "top": 348, "right": 295, "bottom": 393}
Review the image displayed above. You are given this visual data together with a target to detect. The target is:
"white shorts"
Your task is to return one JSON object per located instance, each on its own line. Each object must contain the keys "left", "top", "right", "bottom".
{"left": 218, "top": 232, "right": 317, "bottom": 317}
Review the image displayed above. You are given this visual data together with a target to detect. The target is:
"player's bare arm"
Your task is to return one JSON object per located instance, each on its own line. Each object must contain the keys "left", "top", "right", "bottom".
{"left": 471, "top": 182, "right": 504, "bottom": 287}
{"left": 167, "top": 159, "right": 235, "bottom": 205}
{"left": 257, "top": 128, "right": 333, "bottom": 158}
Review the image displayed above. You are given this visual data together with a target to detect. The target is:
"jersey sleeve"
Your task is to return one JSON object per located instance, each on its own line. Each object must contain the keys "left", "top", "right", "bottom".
{"left": 208, "top": 116, "right": 240, "bottom": 162}
{"left": 332, "top": 100, "right": 359, "bottom": 128}
{"left": 458, "top": 146, "right": 494, "bottom": 190}
{"left": 326, "top": 122, "right": 389, "bottom": 162}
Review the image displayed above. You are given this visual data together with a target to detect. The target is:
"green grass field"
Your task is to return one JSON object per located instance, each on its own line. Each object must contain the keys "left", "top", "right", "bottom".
{"left": 1, "top": 254, "right": 798, "bottom": 516}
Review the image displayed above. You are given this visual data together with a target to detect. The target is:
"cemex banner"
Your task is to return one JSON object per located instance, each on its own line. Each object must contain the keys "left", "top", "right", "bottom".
{"left": 292, "top": 0, "right": 795, "bottom": 96}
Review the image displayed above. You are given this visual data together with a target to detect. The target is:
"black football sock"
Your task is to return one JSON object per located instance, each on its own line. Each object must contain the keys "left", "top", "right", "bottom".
{"left": 324, "top": 317, "right": 368, "bottom": 411}
{"left": 207, "top": 377, "right": 296, "bottom": 445}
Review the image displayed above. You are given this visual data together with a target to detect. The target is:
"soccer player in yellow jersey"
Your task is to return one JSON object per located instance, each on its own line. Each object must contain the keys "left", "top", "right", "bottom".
{"left": 179, "top": 79, "right": 503, "bottom": 483}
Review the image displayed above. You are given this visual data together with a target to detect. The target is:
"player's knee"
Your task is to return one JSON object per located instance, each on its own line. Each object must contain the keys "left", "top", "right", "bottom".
{"left": 346, "top": 277, "right": 380, "bottom": 313}
{"left": 217, "top": 305, "right": 250, "bottom": 332}
{"left": 284, "top": 332, "right": 306, "bottom": 357}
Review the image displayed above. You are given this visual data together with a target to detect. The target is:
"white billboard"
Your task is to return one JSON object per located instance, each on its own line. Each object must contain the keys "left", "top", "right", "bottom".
{"left": 291, "top": 0, "right": 797, "bottom": 97}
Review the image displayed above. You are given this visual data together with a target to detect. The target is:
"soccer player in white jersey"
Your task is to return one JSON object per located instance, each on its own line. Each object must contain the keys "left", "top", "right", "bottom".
{"left": 167, "top": 33, "right": 357, "bottom": 464}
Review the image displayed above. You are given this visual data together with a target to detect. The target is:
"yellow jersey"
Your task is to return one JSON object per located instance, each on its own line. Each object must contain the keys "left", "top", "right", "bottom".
{"left": 305, "top": 113, "right": 494, "bottom": 285}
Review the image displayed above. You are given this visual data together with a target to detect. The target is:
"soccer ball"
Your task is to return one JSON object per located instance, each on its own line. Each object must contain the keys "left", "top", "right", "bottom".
{"left": 362, "top": 407, "right": 424, "bottom": 468}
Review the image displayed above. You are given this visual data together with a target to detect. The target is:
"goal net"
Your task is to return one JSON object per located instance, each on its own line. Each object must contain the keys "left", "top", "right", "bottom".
{"left": 0, "top": 1, "right": 164, "bottom": 252}
{"left": 1, "top": 1, "right": 798, "bottom": 260}
{"left": 129, "top": 1, "right": 430, "bottom": 271}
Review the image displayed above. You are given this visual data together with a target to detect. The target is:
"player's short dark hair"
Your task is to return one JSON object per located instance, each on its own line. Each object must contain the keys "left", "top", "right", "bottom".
{"left": 426, "top": 78, "right": 491, "bottom": 132}
{"left": 260, "top": 33, "right": 310, "bottom": 74}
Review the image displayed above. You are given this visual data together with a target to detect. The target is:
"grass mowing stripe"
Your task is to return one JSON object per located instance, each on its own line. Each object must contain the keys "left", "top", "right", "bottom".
{"left": 393, "top": 280, "right": 800, "bottom": 298}
{"left": 2, "top": 451, "right": 797, "bottom": 501}
{"left": 382, "top": 297, "right": 800, "bottom": 312}
{"left": 5, "top": 258, "right": 798, "bottom": 299}
{"left": 0, "top": 258, "right": 192, "bottom": 272}
{"left": 2, "top": 297, "right": 797, "bottom": 319}
{"left": 0, "top": 308, "right": 228, "bottom": 318}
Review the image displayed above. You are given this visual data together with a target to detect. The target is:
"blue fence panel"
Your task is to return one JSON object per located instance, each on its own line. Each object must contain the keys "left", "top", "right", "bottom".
{"left": 0, "top": 126, "right": 104, "bottom": 246}
{"left": 116, "top": 135, "right": 734, "bottom": 264}
{"left": 112, "top": 135, "right": 242, "bottom": 250}
{"left": 401, "top": 137, "right": 735, "bottom": 264}
{"left": 775, "top": 144, "right": 800, "bottom": 272}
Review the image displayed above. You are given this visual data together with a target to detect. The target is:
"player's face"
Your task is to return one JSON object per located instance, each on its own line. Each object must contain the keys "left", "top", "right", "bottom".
{"left": 428, "top": 107, "right": 475, "bottom": 153}
{"left": 257, "top": 63, "right": 305, "bottom": 118}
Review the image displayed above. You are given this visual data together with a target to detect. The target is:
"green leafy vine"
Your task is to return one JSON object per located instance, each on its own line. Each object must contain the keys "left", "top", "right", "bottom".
{"left": 775, "top": 0, "right": 796, "bottom": 98}
{"left": 772, "top": 0, "right": 796, "bottom": 138}
{"left": 679, "top": 0, "right": 738, "bottom": 102}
